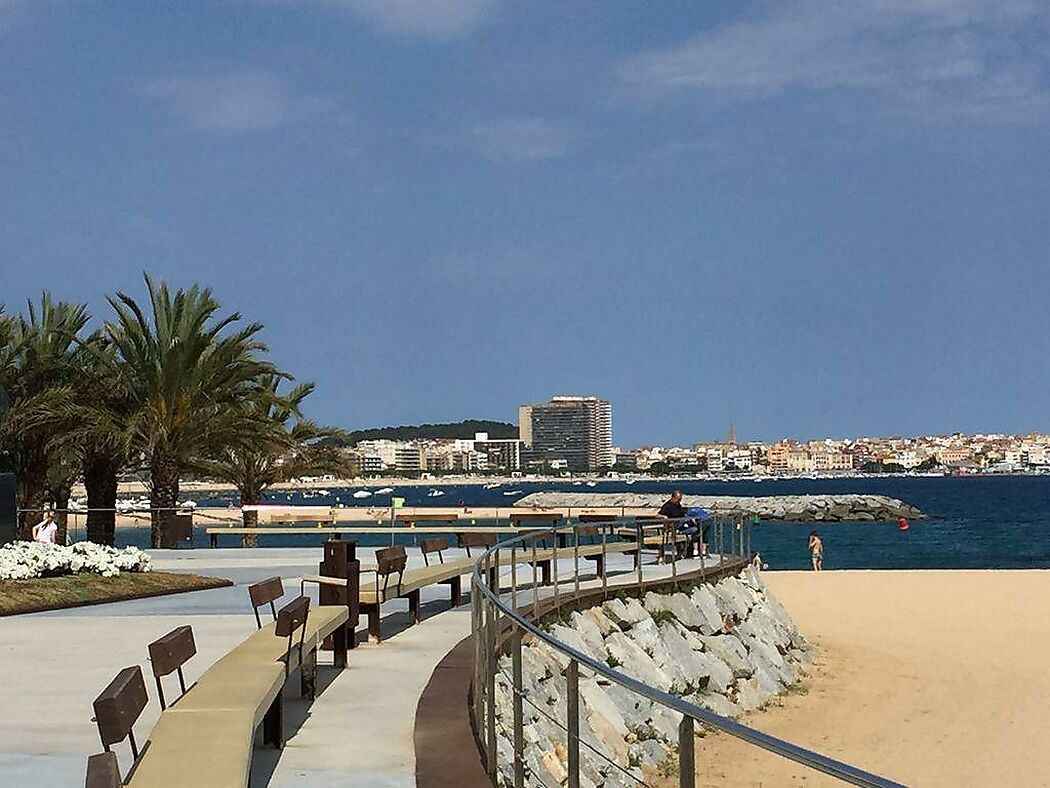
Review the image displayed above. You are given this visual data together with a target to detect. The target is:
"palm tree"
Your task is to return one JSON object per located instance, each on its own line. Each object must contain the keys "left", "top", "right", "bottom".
{"left": 193, "top": 376, "right": 350, "bottom": 547}
{"left": 104, "top": 275, "right": 277, "bottom": 548}
{"left": 0, "top": 295, "right": 90, "bottom": 539}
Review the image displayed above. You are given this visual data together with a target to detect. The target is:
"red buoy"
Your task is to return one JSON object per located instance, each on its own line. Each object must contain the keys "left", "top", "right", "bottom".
{"left": 898, "top": 517, "right": 910, "bottom": 531}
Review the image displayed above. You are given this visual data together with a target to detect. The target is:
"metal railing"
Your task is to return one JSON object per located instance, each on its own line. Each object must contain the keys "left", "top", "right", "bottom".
{"left": 469, "top": 517, "right": 905, "bottom": 788}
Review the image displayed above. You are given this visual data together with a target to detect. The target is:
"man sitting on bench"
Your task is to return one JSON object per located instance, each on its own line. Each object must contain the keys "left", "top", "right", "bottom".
{"left": 658, "top": 490, "right": 705, "bottom": 558}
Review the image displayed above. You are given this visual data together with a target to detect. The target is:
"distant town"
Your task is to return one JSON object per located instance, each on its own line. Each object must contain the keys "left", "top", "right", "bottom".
{"left": 337, "top": 395, "right": 1050, "bottom": 478}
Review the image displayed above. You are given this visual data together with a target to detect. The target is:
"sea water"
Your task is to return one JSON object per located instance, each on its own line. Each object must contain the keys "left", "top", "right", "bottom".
{"left": 103, "top": 475, "right": 1050, "bottom": 570}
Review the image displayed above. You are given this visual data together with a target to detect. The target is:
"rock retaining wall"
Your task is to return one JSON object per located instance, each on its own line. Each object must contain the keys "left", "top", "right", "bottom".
{"left": 516, "top": 492, "right": 924, "bottom": 521}
{"left": 491, "top": 567, "right": 812, "bottom": 787}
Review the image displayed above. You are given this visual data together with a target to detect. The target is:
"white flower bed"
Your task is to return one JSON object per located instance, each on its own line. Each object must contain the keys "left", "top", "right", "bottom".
{"left": 0, "top": 541, "right": 152, "bottom": 581}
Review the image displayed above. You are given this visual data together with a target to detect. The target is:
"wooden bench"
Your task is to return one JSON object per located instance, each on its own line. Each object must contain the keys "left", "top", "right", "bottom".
{"left": 304, "top": 545, "right": 477, "bottom": 642}
{"left": 86, "top": 581, "right": 350, "bottom": 787}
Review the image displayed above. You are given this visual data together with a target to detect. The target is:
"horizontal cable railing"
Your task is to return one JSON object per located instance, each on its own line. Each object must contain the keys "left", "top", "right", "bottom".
{"left": 469, "top": 516, "right": 906, "bottom": 788}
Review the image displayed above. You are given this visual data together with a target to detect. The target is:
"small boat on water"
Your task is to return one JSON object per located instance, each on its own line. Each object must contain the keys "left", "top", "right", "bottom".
{"left": 572, "top": 481, "right": 583, "bottom": 486}
{"left": 352, "top": 490, "right": 372, "bottom": 499}
{"left": 316, "top": 489, "right": 329, "bottom": 496}
{"left": 586, "top": 481, "right": 597, "bottom": 487}
{"left": 427, "top": 489, "right": 446, "bottom": 497}
{"left": 503, "top": 490, "right": 523, "bottom": 496}
{"left": 483, "top": 482, "right": 501, "bottom": 489}
{"left": 375, "top": 487, "right": 394, "bottom": 495}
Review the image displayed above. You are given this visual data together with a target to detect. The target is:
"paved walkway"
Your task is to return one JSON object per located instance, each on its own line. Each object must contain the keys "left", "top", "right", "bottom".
{"left": 0, "top": 545, "right": 725, "bottom": 787}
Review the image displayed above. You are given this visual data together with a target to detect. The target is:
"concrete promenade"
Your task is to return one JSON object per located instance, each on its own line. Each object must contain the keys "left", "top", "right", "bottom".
{"left": 0, "top": 545, "right": 722, "bottom": 787}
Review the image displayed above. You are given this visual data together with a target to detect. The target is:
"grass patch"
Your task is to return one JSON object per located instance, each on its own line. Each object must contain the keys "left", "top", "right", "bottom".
{"left": 0, "top": 571, "right": 232, "bottom": 616}
{"left": 650, "top": 608, "right": 677, "bottom": 626}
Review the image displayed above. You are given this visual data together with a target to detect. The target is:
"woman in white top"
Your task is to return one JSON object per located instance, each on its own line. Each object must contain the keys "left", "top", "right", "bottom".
{"left": 32, "top": 509, "right": 58, "bottom": 544}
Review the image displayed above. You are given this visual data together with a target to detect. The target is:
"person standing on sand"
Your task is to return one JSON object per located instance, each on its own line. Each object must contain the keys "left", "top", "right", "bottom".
{"left": 808, "top": 531, "right": 823, "bottom": 571}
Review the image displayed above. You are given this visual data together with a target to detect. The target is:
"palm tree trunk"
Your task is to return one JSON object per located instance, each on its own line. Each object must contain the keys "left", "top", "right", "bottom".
{"left": 85, "top": 454, "right": 119, "bottom": 546}
{"left": 18, "top": 444, "right": 47, "bottom": 539}
{"left": 150, "top": 453, "right": 180, "bottom": 549}
{"left": 48, "top": 481, "right": 73, "bottom": 545}
{"left": 240, "top": 487, "right": 261, "bottom": 548}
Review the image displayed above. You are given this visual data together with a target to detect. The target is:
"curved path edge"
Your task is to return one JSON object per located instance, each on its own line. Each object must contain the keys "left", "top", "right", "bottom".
{"left": 414, "top": 557, "right": 749, "bottom": 787}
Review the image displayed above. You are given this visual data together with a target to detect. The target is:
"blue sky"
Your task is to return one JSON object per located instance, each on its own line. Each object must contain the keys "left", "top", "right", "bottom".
{"left": 1, "top": 1, "right": 1049, "bottom": 447}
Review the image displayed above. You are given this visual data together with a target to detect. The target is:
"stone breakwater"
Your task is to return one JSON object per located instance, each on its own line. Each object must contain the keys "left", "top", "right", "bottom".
{"left": 491, "top": 568, "right": 812, "bottom": 787}
{"left": 516, "top": 492, "right": 925, "bottom": 522}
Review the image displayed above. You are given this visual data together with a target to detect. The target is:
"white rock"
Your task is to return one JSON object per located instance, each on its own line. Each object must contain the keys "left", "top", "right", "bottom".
{"left": 571, "top": 610, "right": 608, "bottom": 656}
{"left": 699, "top": 634, "right": 753, "bottom": 679}
{"left": 689, "top": 585, "right": 726, "bottom": 634}
{"left": 601, "top": 599, "right": 633, "bottom": 629}
{"left": 622, "top": 595, "right": 651, "bottom": 625}
{"left": 690, "top": 690, "right": 740, "bottom": 718}
{"left": 734, "top": 677, "right": 767, "bottom": 712}
{"left": 605, "top": 632, "right": 673, "bottom": 693}
{"left": 693, "top": 649, "right": 735, "bottom": 694}
{"left": 584, "top": 606, "right": 619, "bottom": 636}
{"left": 579, "top": 678, "right": 628, "bottom": 737}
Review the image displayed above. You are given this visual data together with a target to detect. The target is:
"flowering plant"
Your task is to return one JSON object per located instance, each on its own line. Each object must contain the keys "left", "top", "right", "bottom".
{"left": 0, "top": 541, "right": 152, "bottom": 580}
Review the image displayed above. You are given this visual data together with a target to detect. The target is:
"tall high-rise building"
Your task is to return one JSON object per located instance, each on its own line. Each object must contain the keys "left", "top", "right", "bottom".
{"left": 519, "top": 396, "right": 613, "bottom": 470}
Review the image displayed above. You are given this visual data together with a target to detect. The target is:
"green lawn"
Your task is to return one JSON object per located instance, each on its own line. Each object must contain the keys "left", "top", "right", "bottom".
{"left": 0, "top": 571, "right": 232, "bottom": 616}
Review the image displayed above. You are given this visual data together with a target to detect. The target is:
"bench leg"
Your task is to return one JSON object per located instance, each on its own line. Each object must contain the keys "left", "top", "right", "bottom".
{"left": 333, "top": 623, "right": 348, "bottom": 669}
{"left": 301, "top": 647, "right": 317, "bottom": 700}
{"left": 595, "top": 554, "right": 605, "bottom": 578}
{"left": 263, "top": 690, "right": 284, "bottom": 749}
{"left": 408, "top": 589, "right": 421, "bottom": 624}
{"left": 209, "top": 533, "right": 217, "bottom": 548}
{"left": 540, "top": 561, "right": 551, "bottom": 586}
{"left": 448, "top": 575, "right": 461, "bottom": 608}
{"left": 367, "top": 605, "right": 382, "bottom": 643}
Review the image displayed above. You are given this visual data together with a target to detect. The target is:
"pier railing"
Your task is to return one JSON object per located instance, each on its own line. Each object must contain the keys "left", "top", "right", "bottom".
{"left": 469, "top": 517, "right": 905, "bottom": 788}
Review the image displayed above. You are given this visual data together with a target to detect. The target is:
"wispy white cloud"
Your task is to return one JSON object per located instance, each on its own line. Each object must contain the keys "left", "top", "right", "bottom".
{"left": 621, "top": 0, "right": 1050, "bottom": 124}
{"left": 139, "top": 69, "right": 334, "bottom": 134}
{"left": 462, "top": 116, "right": 571, "bottom": 161}
{"left": 263, "top": 0, "right": 497, "bottom": 39}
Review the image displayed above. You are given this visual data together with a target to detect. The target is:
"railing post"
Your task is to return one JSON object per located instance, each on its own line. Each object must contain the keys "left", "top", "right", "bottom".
{"left": 679, "top": 715, "right": 696, "bottom": 788}
{"left": 471, "top": 580, "right": 482, "bottom": 740}
{"left": 573, "top": 525, "right": 580, "bottom": 599}
{"left": 636, "top": 522, "right": 644, "bottom": 588}
{"left": 553, "top": 536, "right": 560, "bottom": 610}
{"left": 511, "top": 545, "right": 518, "bottom": 610}
{"left": 485, "top": 586, "right": 497, "bottom": 780}
{"left": 512, "top": 627, "right": 525, "bottom": 788}
{"left": 531, "top": 540, "right": 539, "bottom": 615}
{"left": 567, "top": 659, "right": 580, "bottom": 788}
{"left": 601, "top": 526, "right": 608, "bottom": 599}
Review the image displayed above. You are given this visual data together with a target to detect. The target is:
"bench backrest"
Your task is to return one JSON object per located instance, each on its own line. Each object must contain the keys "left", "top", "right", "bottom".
{"left": 85, "top": 751, "right": 121, "bottom": 788}
{"left": 375, "top": 546, "right": 407, "bottom": 595}
{"left": 147, "top": 625, "right": 196, "bottom": 709}
{"left": 457, "top": 531, "right": 498, "bottom": 556}
{"left": 248, "top": 576, "right": 285, "bottom": 629}
{"left": 419, "top": 537, "right": 447, "bottom": 566}
{"left": 275, "top": 595, "right": 310, "bottom": 677}
{"left": 93, "top": 665, "right": 148, "bottom": 761}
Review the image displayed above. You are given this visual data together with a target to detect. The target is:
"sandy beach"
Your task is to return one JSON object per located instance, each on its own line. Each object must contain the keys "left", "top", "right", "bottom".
{"left": 695, "top": 570, "right": 1050, "bottom": 786}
